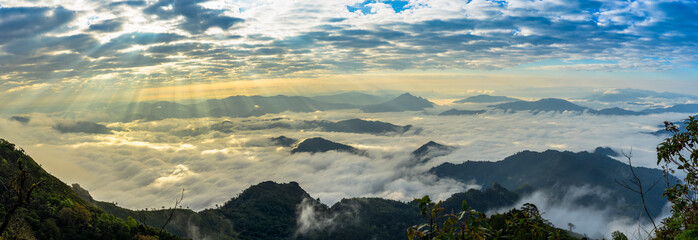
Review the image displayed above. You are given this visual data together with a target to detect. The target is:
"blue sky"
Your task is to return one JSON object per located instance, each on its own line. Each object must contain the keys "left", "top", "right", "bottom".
{"left": 0, "top": 0, "right": 697, "bottom": 104}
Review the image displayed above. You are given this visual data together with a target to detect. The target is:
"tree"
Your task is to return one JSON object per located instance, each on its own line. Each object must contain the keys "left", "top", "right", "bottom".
{"left": 0, "top": 157, "right": 44, "bottom": 236}
{"left": 611, "top": 230, "right": 628, "bottom": 240}
{"left": 655, "top": 116, "right": 698, "bottom": 238}
{"left": 614, "top": 149, "right": 660, "bottom": 232}
{"left": 407, "top": 196, "right": 568, "bottom": 240}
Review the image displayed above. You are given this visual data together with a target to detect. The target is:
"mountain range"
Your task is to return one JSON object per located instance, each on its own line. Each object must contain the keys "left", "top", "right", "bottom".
{"left": 360, "top": 93, "right": 435, "bottom": 113}
{"left": 0, "top": 138, "right": 669, "bottom": 239}
{"left": 454, "top": 94, "right": 521, "bottom": 103}
{"left": 430, "top": 149, "right": 674, "bottom": 220}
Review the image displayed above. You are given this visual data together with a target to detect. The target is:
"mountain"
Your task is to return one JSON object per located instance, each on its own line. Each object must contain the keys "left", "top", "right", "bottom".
{"left": 438, "top": 109, "right": 486, "bottom": 116}
{"left": 594, "top": 107, "right": 643, "bottom": 116}
{"left": 311, "top": 92, "right": 393, "bottom": 105}
{"left": 310, "top": 118, "right": 412, "bottom": 135}
{"left": 489, "top": 99, "right": 643, "bottom": 115}
{"left": 360, "top": 93, "right": 435, "bottom": 113}
{"left": 490, "top": 98, "right": 592, "bottom": 113}
{"left": 0, "top": 139, "right": 584, "bottom": 240}
{"left": 74, "top": 179, "right": 526, "bottom": 240}
{"left": 430, "top": 149, "right": 675, "bottom": 220}
{"left": 205, "top": 95, "right": 357, "bottom": 118}
{"left": 0, "top": 139, "right": 181, "bottom": 239}
{"left": 9, "top": 116, "right": 30, "bottom": 124}
{"left": 454, "top": 94, "right": 520, "bottom": 103}
{"left": 593, "top": 146, "right": 620, "bottom": 157}
{"left": 270, "top": 136, "right": 298, "bottom": 147}
{"left": 104, "top": 95, "right": 358, "bottom": 122}
{"left": 440, "top": 182, "right": 519, "bottom": 215}
{"left": 53, "top": 121, "right": 112, "bottom": 134}
{"left": 586, "top": 88, "right": 697, "bottom": 102}
{"left": 217, "top": 181, "right": 314, "bottom": 240}
{"left": 642, "top": 104, "right": 698, "bottom": 114}
{"left": 410, "top": 141, "right": 455, "bottom": 164}
{"left": 290, "top": 137, "right": 365, "bottom": 155}
{"left": 203, "top": 118, "right": 413, "bottom": 136}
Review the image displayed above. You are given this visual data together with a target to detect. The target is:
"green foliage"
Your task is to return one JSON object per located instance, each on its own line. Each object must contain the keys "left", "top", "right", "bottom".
{"left": 407, "top": 196, "right": 571, "bottom": 240}
{"left": 0, "top": 139, "right": 181, "bottom": 240}
{"left": 655, "top": 116, "right": 698, "bottom": 239}
{"left": 611, "top": 230, "right": 628, "bottom": 240}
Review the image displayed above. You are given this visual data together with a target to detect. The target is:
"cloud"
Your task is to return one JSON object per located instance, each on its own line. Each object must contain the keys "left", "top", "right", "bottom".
{"left": 0, "top": 6, "right": 75, "bottom": 44}
{"left": 88, "top": 19, "right": 123, "bottom": 32}
{"left": 0, "top": 105, "right": 687, "bottom": 213}
{"left": 143, "top": 0, "right": 244, "bottom": 34}
{"left": 0, "top": 1, "right": 696, "bottom": 95}
{"left": 491, "top": 185, "right": 671, "bottom": 239}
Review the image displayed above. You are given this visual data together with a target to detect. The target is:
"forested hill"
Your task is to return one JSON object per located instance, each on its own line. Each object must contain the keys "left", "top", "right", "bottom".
{"left": 76, "top": 180, "right": 526, "bottom": 240}
{"left": 0, "top": 139, "right": 180, "bottom": 239}
{"left": 1, "top": 138, "right": 587, "bottom": 239}
{"left": 430, "top": 149, "right": 675, "bottom": 220}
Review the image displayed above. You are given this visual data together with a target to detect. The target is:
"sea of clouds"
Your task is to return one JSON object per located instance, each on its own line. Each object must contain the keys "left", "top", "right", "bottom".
{"left": 0, "top": 105, "right": 690, "bottom": 237}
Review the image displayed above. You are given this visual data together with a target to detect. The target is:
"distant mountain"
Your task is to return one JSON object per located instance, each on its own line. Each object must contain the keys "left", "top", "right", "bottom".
{"left": 490, "top": 98, "right": 591, "bottom": 113}
{"left": 489, "top": 98, "right": 645, "bottom": 115}
{"left": 410, "top": 141, "right": 455, "bottom": 164}
{"left": 454, "top": 94, "right": 520, "bottom": 103}
{"left": 594, "top": 107, "right": 643, "bottom": 116}
{"left": 587, "top": 88, "right": 697, "bottom": 102}
{"left": 311, "top": 92, "right": 394, "bottom": 106}
{"left": 438, "top": 109, "right": 486, "bottom": 116}
{"left": 106, "top": 95, "right": 358, "bottom": 121}
{"left": 430, "top": 149, "right": 675, "bottom": 220}
{"left": 360, "top": 93, "right": 435, "bottom": 113}
{"left": 290, "top": 137, "right": 365, "bottom": 155}
{"left": 642, "top": 104, "right": 698, "bottom": 114}
{"left": 53, "top": 121, "right": 112, "bottom": 134}
{"left": 205, "top": 95, "right": 357, "bottom": 118}
{"left": 0, "top": 139, "right": 181, "bottom": 239}
{"left": 270, "top": 136, "right": 298, "bottom": 147}
{"left": 648, "top": 117, "right": 695, "bottom": 136}
{"left": 204, "top": 118, "right": 413, "bottom": 136}
{"left": 593, "top": 146, "right": 620, "bottom": 157}
{"left": 9, "top": 116, "right": 30, "bottom": 123}
{"left": 311, "top": 118, "right": 412, "bottom": 135}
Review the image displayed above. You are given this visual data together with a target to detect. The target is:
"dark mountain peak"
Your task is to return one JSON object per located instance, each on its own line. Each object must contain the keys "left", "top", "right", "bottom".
{"left": 321, "top": 118, "right": 412, "bottom": 135}
{"left": 224, "top": 181, "right": 310, "bottom": 206}
{"left": 291, "top": 137, "right": 364, "bottom": 155}
{"left": 411, "top": 141, "right": 454, "bottom": 163}
{"left": 53, "top": 121, "right": 112, "bottom": 134}
{"left": 71, "top": 183, "right": 95, "bottom": 203}
{"left": 270, "top": 136, "right": 297, "bottom": 147}
{"left": 594, "top": 107, "right": 642, "bottom": 116}
{"left": 593, "top": 146, "right": 619, "bottom": 157}
{"left": 9, "top": 116, "right": 30, "bottom": 124}
{"left": 491, "top": 98, "right": 590, "bottom": 112}
{"left": 361, "top": 93, "right": 435, "bottom": 113}
{"left": 397, "top": 92, "right": 415, "bottom": 98}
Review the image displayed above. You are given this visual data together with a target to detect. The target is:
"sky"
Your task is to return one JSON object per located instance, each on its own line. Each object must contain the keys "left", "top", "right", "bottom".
{"left": 0, "top": 0, "right": 697, "bottom": 107}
